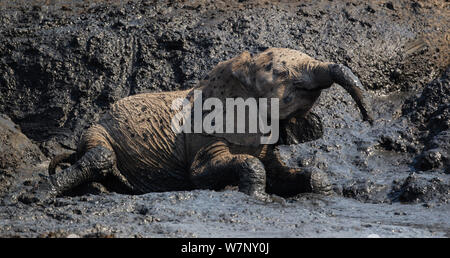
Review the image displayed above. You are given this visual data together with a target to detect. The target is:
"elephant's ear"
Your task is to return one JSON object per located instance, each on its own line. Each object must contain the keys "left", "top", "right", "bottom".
{"left": 193, "top": 51, "right": 266, "bottom": 147}
{"left": 216, "top": 51, "right": 264, "bottom": 146}
{"left": 229, "top": 51, "right": 253, "bottom": 89}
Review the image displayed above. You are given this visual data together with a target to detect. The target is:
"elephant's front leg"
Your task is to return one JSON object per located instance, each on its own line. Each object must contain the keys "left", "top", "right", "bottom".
{"left": 189, "top": 141, "right": 270, "bottom": 201}
{"left": 279, "top": 111, "right": 324, "bottom": 145}
{"left": 262, "top": 145, "right": 333, "bottom": 197}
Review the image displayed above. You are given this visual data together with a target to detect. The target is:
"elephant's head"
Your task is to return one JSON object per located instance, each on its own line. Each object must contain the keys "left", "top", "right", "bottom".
{"left": 193, "top": 48, "right": 373, "bottom": 146}
{"left": 227, "top": 48, "right": 372, "bottom": 122}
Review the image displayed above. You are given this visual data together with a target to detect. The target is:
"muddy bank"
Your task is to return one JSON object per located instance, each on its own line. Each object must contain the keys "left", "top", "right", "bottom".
{"left": 1, "top": 190, "right": 449, "bottom": 238}
{"left": 0, "top": 0, "right": 449, "bottom": 237}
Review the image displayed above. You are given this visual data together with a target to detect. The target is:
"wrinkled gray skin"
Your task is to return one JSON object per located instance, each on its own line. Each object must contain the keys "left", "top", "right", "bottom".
{"left": 20, "top": 48, "right": 372, "bottom": 204}
{"left": 330, "top": 64, "right": 373, "bottom": 124}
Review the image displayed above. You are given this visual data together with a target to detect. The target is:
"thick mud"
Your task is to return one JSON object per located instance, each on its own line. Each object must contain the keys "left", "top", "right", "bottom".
{"left": 0, "top": 0, "right": 449, "bottom": 237}
{"left": 1, "top": 191, "right": 449, "bottom": 238}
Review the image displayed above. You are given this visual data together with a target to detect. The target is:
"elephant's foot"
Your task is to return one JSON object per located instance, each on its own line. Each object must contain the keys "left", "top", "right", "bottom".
{"left": 263, "top": 146, "right": 333, "bottom": 196}
{"left": 280, "top": 112, "right": 324, "bottom": 145}
{"left": 237, "top": 157, "right": 266, "bottom": 196}
{"left": 16, "top": 145, "right": 115, "bottom": 205}
{"left": 247, "top": 191, "right": 286, "bottom": 206}
{"left": 234, "top": 157, "right": 286, "bottom": 205}
{"left": 190, "top": 141, "right": 285, "bottom": 203}
{"left": 299, "top": 167, "right": 333, "bottom": 195}
{"left": 49, "top": 145, "right": 115, "bottom": 195}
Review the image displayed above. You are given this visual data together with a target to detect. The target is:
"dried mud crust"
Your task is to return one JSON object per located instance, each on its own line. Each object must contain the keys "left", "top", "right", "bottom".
{"left": 0, "top": 0, "right": 449, "bottom": 237}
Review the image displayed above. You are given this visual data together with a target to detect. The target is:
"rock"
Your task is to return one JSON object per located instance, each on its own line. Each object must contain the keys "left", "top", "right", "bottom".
{"left": 404, "top": 68, "right": 450, "bottom": 173}
{"left": 415, "top": 149, "right": 445, "bottom": 171}
{"left": 0, "top": 114, "right": 45, "bottom": 196}
{"left": 0, "top": 114, "right": 44, "bottom": 170}
{"left": 403, "top": 67, "right": 450, "bottom": 134}
{"left": 342, "top": 180, "right": 390, "bottom": 203}
{"left": 396, "top": 173, "right": 449, "bottom": 203}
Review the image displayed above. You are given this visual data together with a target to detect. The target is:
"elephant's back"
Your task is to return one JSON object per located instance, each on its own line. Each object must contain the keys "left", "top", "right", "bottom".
{"left": 99, "top": 91, "right": 191, "bottom": 193}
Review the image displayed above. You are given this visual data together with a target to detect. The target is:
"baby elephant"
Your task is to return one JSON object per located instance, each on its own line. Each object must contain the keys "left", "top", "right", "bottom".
{"left": 31, "top": 48, "right": 372, "bottom": 202}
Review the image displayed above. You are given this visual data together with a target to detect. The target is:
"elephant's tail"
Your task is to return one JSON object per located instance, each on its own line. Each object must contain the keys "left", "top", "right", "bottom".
{"left": 48, "top": 151, "right": 78, "bottom": 176}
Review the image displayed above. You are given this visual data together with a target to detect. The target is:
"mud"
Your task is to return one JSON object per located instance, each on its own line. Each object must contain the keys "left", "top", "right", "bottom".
{"left": 0, "top": 0, "right": 449, "bottom": 237}
{"left": 1, "top": 191, "right": 449, "bottom": 238}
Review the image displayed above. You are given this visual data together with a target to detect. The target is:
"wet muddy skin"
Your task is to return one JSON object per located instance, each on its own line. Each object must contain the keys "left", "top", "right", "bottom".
{"left": 0, "top": 0, "right": 449, "bottom": 237}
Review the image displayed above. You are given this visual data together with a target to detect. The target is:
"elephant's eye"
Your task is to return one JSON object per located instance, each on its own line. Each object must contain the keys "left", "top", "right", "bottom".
{"left": 274, "top": 69, "right": 289, "bottom": 78}
{"left": 293, "top": 81, "right": 303, "bottom": 88}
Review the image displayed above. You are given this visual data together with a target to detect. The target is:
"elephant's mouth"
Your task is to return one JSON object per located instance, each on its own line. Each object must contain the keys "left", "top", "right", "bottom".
{"left": 299, "top": 87, "right": 321, "bottom": 93}
{"left": 299, "top": 88, "right": 322, "bottom": 96}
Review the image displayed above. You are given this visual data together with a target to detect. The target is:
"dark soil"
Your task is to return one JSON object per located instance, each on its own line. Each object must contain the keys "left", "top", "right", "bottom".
{"left": 0, "top": 0, "right": 448, "bottom": 237}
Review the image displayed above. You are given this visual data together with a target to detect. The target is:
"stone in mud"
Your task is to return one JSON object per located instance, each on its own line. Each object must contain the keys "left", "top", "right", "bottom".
{"left": 415, "top": 148, "right": 447, "bottom": 171}
{"left": 403, "top": 67, "right": 449, "bottom": 134}
{"left": 0, "top": 114, "right": 44, "bottom": 170}
{"left": 342, "top": 180, "right": 390, "bottom": 203}
{"left": 0, "top": 114, "right": 45, "bottom": 195}
{"left": 396, "top": 173, "right": 449, "bottom": 203}
{"left": 404, "top": 68, "right": 450, "bottom": 172}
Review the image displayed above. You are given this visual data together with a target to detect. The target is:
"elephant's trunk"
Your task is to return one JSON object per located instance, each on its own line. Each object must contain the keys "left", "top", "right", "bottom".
{"left": 328, "top": 64, "right": 374, "bottom": 125}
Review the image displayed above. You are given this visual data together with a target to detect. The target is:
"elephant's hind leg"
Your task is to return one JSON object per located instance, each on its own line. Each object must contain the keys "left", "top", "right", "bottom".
{"left": 18, "top": 145, "right": 116, "bottom": 204}
{"left": 189, "top": 141, "right": 269, "bottom": 201}
{"left": 49, "top": 145, "right": 115, "bottom": 195}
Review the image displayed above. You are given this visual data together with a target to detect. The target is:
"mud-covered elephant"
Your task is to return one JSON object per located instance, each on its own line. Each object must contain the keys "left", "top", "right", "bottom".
{"left": 25, "top": 48, "right": 372, "bottom": 202}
